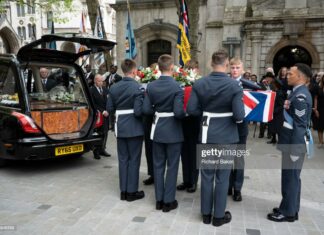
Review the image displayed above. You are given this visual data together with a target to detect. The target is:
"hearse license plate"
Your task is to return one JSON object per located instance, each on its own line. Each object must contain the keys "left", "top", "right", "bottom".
{"left": 55, "top": 144, "right": 84, "bottom": 156}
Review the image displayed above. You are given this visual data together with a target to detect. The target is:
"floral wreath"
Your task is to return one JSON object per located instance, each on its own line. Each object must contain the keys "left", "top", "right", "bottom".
{"left": 136, "top": 65, "right": 201, "bottom": 86}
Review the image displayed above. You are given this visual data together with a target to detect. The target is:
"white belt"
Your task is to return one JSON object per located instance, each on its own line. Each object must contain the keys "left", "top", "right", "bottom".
{"left": 115, "top": 109, "right": 134, "bottom": 137}
{"left": 201, "top": 112, "right": 233, "bottom": 144}
{"left": 283, "top": 121, "right": 293, "bottom": 130}
{"left": 150, "top": 112, "right": 174, "bottom": 140}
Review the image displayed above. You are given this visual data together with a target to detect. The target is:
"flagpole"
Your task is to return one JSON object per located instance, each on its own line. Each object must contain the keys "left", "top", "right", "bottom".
{"left": 126, "top": 0, "right": 131, "bottom": 13}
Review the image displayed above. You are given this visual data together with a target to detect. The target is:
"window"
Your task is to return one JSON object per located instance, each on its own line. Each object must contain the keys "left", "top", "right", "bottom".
{"left": 28, "top": 66, "right": 88, "bottom": 107}
{"left": 27, "top": 0, "right": 35, "bottom": 14}
{"left": 28, "top": 24, "right": 37, "bottom": 40}
{"left": 0, "top": 64, "right": 20, "bottom": 108}
{"left": 16, "top": 3, "right": 25, "bottom": 17}
{"left": 47, "top": 11, "right": 53, "bottom": 29}
{"left": 17, "top": 27, "right": 26, "bottom": 40}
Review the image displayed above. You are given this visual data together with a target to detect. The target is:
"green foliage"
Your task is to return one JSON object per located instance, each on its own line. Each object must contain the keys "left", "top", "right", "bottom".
{"left": 0, "top": 0, "right": 73, "bottom": 17}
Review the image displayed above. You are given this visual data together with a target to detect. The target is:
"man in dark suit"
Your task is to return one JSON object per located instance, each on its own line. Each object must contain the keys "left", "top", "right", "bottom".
{"left": 106, "top": 65, "right": 122, "bottom": 88}
{"left": 84, "top": 64, "right": 95, "bottom": 87}
{"left": 90, "top": 74, "right": 111, "bottom": 159}
{"left": 267, "top": 63, "right": 312, "bottom": 222}
{"left": 39, "top": 67, "right": 57, "bottom": 92}
{"left": 143, "top": 54, "right": 185, "bottom": 212}
{"left": 107, "top": 59, "right": 145, "bottom": 202}
{"left": 228, "top": 57, "right": 249, "bottom": 202}
{"left": 105, "top": 65, "right": 122, "bottom": 131}
{"left": 187, "top": 50, "right": 245, "bottom": 227}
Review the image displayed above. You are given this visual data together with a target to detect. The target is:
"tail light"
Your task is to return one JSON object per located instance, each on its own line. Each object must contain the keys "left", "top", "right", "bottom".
{"left": 12, "top": 112, "right": 41, "bottom": 134}
{"left": 95, "top": 111, "right": 103, "bottom": 128}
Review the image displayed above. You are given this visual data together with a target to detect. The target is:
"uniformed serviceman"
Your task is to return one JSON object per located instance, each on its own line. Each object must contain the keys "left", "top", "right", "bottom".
{"left": 228, "top": 57, "right": 249, "bottom": 202}
{"left": 187, "top": 50, "right": 245, "bottom": 226}
{"left": 267, "top": 63, "right": 312, "bottom": 222}
{"left": 143, "top": 54, "right": 185, "bottom": 212}
{"left": 107, "top": 59, "right": 145, "bottom": 202}
{"left": 177, "top": 60, "right": 200, "bottom": 193}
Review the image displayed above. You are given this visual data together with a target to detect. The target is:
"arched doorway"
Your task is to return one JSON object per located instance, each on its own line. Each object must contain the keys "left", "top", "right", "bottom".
{"left": 0, "top": 21, "right": 21, "bottom": 54}
{"left": 273, "top": 46, "right": 312, "bottom": 75}
{"left": 147, "top": 39, "right": 171, "bottom": 67}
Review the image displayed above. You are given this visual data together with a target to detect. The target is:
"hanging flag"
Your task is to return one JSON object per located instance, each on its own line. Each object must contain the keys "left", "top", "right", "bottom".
{"left": 49, "top": 20, "right": 56, "bottom": 50}
{"left": 177, "top": 0, "right": 191, "bottom": 66}
{"left": 243, "top": 90, "right": 276, "bottom": 122}
{"left": 78, "top": 12, "right": 88, "bottom": 53}
{"left": 79, "top": 11, "right": 87, "bottom": 34}
{"left": 125, "top": 9, "right": 137, "bottom": 59}
{"left": 93, "top": 12, "right": 105, "bottom": 68}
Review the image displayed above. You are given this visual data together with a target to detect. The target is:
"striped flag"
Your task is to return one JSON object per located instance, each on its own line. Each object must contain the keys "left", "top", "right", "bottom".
{"left": 243, "top": 91, "right": 276, "bottom": 122}
{"left": 125, "top": 9, "right": 137, "bottom": 59}
{"left": 177, "top": 0, "right": 191, "bottom": 66}
{"left": 79, "top": 11, "right": 87, "bottom": 34}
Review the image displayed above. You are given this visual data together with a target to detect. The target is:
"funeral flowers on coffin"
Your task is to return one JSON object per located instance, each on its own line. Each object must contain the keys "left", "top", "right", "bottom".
{"left": 136, "top": 65, "right": 201, "bottom": 86}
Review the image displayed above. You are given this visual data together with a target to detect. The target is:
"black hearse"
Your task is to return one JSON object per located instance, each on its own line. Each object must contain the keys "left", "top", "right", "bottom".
{"left": 0, "top": 35, "right": 115, "bottom": 165}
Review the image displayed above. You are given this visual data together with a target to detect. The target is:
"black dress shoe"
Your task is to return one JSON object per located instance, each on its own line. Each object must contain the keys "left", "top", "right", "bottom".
{"left": 143, "top": 176, "right": 154, "bottom": 185}
{"left": 267, "top": 139, "right": 277, "bottom": 144}
{"left": 272, "top": 208, "right": 298, "bottom": 220}
{"left": 212, "top": 211, "right": 232, "bottom": 227}
{"left": 267, "top": 211, "right": 295, "bottom": 222}
{"left": 202, "top": 214, "right": 211, "bottom": 224}
{"left": 93, "top": 153, "right": 101, "bottom": 160}
{"left": 233, "top": 190, "right": 242, "bottom": 201}
{"left": 120, "top": 191, "right": 126, "bottom": 200}
{"left": 258, "top": 134, "right": 264, "bottom": 138}
{"left": 162, "top": 200, "right": 178, "bottom": 212}
{"left": 176, "top": 183, "right": 188, "bottom": 191}
{"left": 186, "top": 184, "right": 196, "bottom": 193}
{"left": 126, "top": 191, "right": 145, "bottom": 202}
{"left": 156, "top": 201, "right": 164, "bottom": 210}
{"left": 100, "top": 150, "right": 111, "bottom": 157}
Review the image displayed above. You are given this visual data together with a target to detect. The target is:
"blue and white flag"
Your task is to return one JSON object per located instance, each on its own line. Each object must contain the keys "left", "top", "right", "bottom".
{"left": 125, "top": 10, "right": 137, "bottom": 59}
{"left": 49, "top": 21, "right": 56, "bottom": 50}
{"left": 243, "top": 91, "right": 276, "bottom": 122}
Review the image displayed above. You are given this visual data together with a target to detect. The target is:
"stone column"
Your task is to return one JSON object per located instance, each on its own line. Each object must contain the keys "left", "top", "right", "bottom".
{"left": 251, "top": 34, "right": 263, "bottom": 78}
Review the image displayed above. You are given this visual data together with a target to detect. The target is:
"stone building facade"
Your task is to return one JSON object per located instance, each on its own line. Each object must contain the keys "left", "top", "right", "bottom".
{"left": 0, "top": 0, "right": 116, "bottom": 57}
{"left": 113, "top": 0, "right": 324, "bottom": 78}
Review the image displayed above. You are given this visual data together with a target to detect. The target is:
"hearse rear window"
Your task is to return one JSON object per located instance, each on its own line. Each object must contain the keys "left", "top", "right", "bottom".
{"left": 25, "top": 65, "right": 89, "bottom": 111}
{"left": 0, "top": 64, "right": 20, "bottom": 108}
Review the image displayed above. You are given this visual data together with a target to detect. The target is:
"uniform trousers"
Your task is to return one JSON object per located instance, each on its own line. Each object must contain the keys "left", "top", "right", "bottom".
{"left": 181, "top": 116, "right": 200, "bottom": 185}
{"left": 229, "top": 135, "right": 247, "bottom": 191}
{"left": 201, "top": 145, "right": 234, "bottom": 218}
{"left": 117, "top": 136, "right": 143, "bottom": 193}
{"left": 279, "top": 152, "right": 304, "bottom": 217}
{"left": 143, "top": 115, "right": 154, "bottom": 177}
{"left": 153, "top": 142, "right": 182, "bottom": 203}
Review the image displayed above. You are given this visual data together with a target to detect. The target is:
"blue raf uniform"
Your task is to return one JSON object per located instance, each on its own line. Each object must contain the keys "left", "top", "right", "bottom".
{"left": 276, "top": 85, "right": 312, "bottom": 218}
{"left": 229, "top": 77, "right": 250, "bottom": 200}
{"left": 107, "top": 77, "right": 144, "bottom": 199}
{"left": 187, "top": 72, "right": 245, "bottom": 219}
{"left": 143, "top": 75, "right": 185, "bottom": 210}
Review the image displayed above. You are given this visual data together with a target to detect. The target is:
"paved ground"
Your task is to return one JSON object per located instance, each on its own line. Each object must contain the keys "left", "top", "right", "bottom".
{"left": 0, "top": 125, "right": 324, "bottom": 235}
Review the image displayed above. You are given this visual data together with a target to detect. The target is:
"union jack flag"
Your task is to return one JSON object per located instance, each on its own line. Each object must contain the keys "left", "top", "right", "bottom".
{"left": 243, "top": 90, "right": 276, "bottom": 122}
